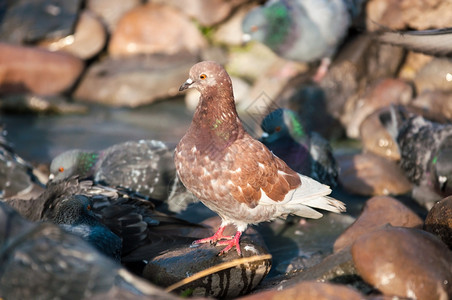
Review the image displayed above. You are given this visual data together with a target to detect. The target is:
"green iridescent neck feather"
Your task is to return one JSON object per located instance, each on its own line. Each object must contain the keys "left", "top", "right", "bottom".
{"left": 78, "top": 151, "right": 100, "bottom": 176}
{"left": 263, "top": 2, "right": 292, "bottom": 49}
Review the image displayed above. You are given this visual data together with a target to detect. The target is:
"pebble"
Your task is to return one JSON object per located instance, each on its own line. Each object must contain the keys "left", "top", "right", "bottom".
{"left": 345, "top": 78, "right": 413, "bottom": 139}
{"left": 334, "top": 196, "right": 423, "bottom": 252}
{"left": 366, "top": 0, "right": 452, "bottom": 31}
{"left": 0, "top": 43, "right": 84, "bottom": 95}
{"left": 38, "top": 10, "right": 107, "bottom": 60}
{"left": 240, "top": 281, "right": 364, "bottom": 300}
{"left": 86, "top": 0, "right": 141, "bottom": 32}
{"left": 352, "top": 226, "right": 452, "bottom": 300}
{"left": 412, "top": 90, "right": 452, "bottom": 121}
{"left": 338, "top": 152, "right": 412, "bottom": 196}
{"left": 74, "top": 52, "right": 197, "bottom": 107}
{"left": 414, "top": 58, "right": 452, "bottom": 93}
{"left": 424, "top": 196, "right": 452, "bottom": 250}
{"left": 359, "top": 107, "right": 401, "bottom": 161}
{"left": 108, "top": 2, "right": 206, "bottom": 57}
{"left": 398, "top": 52, "right": 433, "bottom": 81}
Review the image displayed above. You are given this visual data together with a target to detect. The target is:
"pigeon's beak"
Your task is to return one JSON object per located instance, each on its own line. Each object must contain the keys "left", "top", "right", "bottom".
{"left": 179, "top": 78, "right": 194, "bottom": 91}
{"left": 241, "top": 33, "right": 251, "bottom": 47}
{"left": 48, "top": 173, "right": 55, "bottom": 181}
{"left": 260, "top": 131, "right": 269, "bottom": 140}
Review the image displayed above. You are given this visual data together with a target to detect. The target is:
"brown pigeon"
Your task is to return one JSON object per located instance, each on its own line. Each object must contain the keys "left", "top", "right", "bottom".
{"left": 175, "top": 61, "right": 345, "bottom": 255}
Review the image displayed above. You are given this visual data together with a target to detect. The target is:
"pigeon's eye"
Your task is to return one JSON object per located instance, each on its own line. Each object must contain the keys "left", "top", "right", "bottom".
{"left": 251, "top": 25, "right": 258, "bottom": 32}
{"left": 87, "top": 204, "right": 91, "bottom": 211}
{"left": 58, "top": 167, "right": 64, "bottom": 172}
{"left": 200, "top": 74, "right": 207, "bottom": 80}
{"left": 275, "top": 126, "right": 281, "bottom": 132}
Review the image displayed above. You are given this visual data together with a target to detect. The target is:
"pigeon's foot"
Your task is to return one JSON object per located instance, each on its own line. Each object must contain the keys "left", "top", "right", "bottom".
{"left": 312, "top": 57, "right": 331, "bottom": 83}
{"left": 216, "top": 231, "right": 242, "bottom": 256}
{"left": 192, "top": 226, "right": 233, "bottom": 245}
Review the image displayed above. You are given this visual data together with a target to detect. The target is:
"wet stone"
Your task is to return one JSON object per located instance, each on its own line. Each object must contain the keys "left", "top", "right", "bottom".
{"left": 0, "top": 0, "right": 82, "bottom": 43}
{"left": 352, "top": 226, "right": 452, "bottom": 300}
{"left": 143, "top": 229, "right": 271, "bottom": 299}
{"left": 424, "top": 196, "right": 452, "bottom": 250}
{"left": 334, "top": 196, "right": 423, "bottom": 252}
{"left": 0, "top": 94, "right": 88, "bottom": 115}
{"left": 338, "top": 152, "right": 413, "bottom": 196}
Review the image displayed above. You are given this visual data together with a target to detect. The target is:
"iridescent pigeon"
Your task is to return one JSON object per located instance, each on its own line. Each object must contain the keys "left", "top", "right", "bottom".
{"left": 0, "top": 201, "right": 179, "bottom": 300}
{"left": 380, "top": 106, "right": 452, "bottom": 209}
{"left": 259, "top": 108, "right": 339, "bottom": 187}
{"left": 241, "top": 0, "right": 365, "bottom": 80}
{"left": 49, "top": 139, "right": 194, "bottom": 212}
{"left": 175, "top": 61, "right": 345, "bottom": 256}
{"left": 40, "top": 177, "right": 203, "bottom": 263}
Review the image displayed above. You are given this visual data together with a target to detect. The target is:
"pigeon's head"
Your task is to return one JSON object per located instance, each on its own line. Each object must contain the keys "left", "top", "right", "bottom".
{"left": 50, "top": 150, "right": 98, "bottom": 182}
{"left": 242, "top": 2, "right": 292, "bottom": 49}
{"left": 179, "top": 61, "right": 232, "bottom": 94}
{"left": 51, "top": 195, "right": 96, "bottom": 225}
{"left": 260, "top": 108, "right": 305, "bottom": 143}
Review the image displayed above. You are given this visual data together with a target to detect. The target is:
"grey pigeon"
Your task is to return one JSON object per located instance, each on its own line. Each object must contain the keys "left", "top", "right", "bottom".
{"left": 0, "top": 201, "right": 179, "bottom": 300}
{"left": 380, "top": 106, "right": 452, "bottom": 209}
{"left": 175, "top": 61, "right": 345, "bottom": 256}
{"left": 242, "top": 0, "right": 365, "bottom": 80}
{"left": 49, "top": 139, "right": 195, "bottom": 212}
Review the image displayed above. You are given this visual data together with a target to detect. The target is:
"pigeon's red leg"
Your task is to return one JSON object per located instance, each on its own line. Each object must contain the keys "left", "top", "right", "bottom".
{"left": 312, "top": 57, "right": 331, "bottom": 83}
{"left": 192, "top": 226, "right": 233, "bottom": 245}
{"left": 216, "top": 231, "right": 242, "bottom": 256}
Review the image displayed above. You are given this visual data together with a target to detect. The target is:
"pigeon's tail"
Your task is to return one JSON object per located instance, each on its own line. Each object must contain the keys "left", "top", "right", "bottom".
{"left": 379, "top": 105, "right": 410, "bottom": 140}
{"left": 282, "top": 174, "right": 345, "bottom": 219}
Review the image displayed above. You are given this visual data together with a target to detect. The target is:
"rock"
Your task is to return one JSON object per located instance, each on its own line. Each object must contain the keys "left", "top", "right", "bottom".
{"left": 156, "top": 0, "right": 247, "bottom": 27}
{"left": 73, "top": 53, "right": 197, "bottom": 107}
{"left": 424, "top": 196, "right": 452, "bottom": 250}
{"left": 86, "top": 0, "right": 141, "bottom": 32}
{"left": 338, "top": 152, "right": 412, "bottom": 196}
{"left": 412, "top": 90, "right": 452, "bottom": 121}
{"left": 398, "top": 52, "right": 433, "bottom": 81}
{"left": 334, "top": 196, "right": 423, "bottom": 252}
{"left": 143, "top": 226, "right": 271, "bottom": 299}
{"left": 0, "top": 0, "right": 82, "bottom": 43}
{"left": 359, "top": 108, "right": 400, "bottom": 161}
{"left": 38, "top": 10, "right": 107, "bottom": 60}
{"left": 240, "top": 281, "right": 364, "bottom": 300}
{"left": 345, "top": 79, "right": 413, "bottom": 139}
{"left": 0, "top": 43, "right": 84, "bottom": 95}
{"left": 352, "top": 226, "right": 452, "bottom": 300}
{"left": 0, "top": 94, "right": 88, "bottom": 115}
{"left": 414, "top": 58, "right": 452, "bottom": 93}
{"left": 366, "top": 0, "right": 452, "bottom": 31}
{"left": 108, "top": 3, "right": 206, "bottom": 57}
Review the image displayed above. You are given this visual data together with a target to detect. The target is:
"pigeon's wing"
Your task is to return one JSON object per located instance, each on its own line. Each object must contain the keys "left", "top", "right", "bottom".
{"left": 377, "top": 27, "right": 452, "bottom": 56}
{"left": 96, "top": 140, "right": 177, "bottom": 200}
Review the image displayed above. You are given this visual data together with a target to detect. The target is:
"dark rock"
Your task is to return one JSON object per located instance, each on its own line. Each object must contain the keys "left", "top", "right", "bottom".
{"left": 0, "top": 0, "right": 82, "bottom": 43}
{"left": 334, "top": 196, "right": 423, "bottom": 252}
{"left": 424, "top": 196, "right": 452, "bottom": 250}
{"left": 352, "top": 226, "right": 452, "bottom": 300}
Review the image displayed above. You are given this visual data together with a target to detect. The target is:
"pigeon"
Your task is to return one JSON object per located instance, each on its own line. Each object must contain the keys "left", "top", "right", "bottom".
{"left": 259, "top": 108, "right": 339, "bottom": 187}
{"left": 39, "top": 177, "right": 204, "bottom": 263}
{"left": 241, "top": 0, "right": 365, "bottom": 81}
{"left": 175, "top": 61, "right": 345, "bottom": 256}
{"left": 380, "top": 105, "right": 452, "bottom": 209}
{"left": 49, "top": 139, "right": 194, "bottom": 212}
{"left": 0, "top": 201, "right": 179, "bottom": 300}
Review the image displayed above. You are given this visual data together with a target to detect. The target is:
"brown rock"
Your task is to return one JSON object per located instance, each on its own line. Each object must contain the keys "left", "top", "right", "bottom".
{"left": 366, "top": 0, "right": 452, "bottom": 31}
{"left": 414, "top": 58, "right": 452, "bottom": 93}
{"left": 359, "top": 108, "right": 400, "bottom": 161}
{"left": 156, "top": 0, "right": 247, "bottom": 26}
{"left": 334, "top": 196, "right": 423, "bottom": 252}
{"left": 424, "top": 196, "right": 452, "bottom": 250}
{"left": 412, "top": 90, "right": 452, "bottom": 120}
{"left": 86, "top": 0, "right": 141, "bottom": 32}
{"left": 398, "top": 52, "right": 433, "bottom": 81}
{"left": 74, "top": 53, "right": 197, "bottom": 107}
{"left": 352, "top": 226, "right": 452, "bottom": 300}
{"left": 39, "top": 10, "right": 106, "bottom": 60}
{"left": 0, "top": 43, "right": 84, "bottom": 95}
{"left": 240, "top": 281, "right": 363, "bottom": 300}
{"left": 108, "top": 3, "right": 206, "bottom": 57}
{"left": 345, "top": 78, "right": 413, "bottom": 138}
{"left": 338, "top": 152, "right": 412, "bottom": 196}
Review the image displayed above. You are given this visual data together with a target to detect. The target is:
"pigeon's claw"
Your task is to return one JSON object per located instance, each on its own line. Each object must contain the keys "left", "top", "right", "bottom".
{"left": 216, "top": 231, "right": 242, "bottom": 256}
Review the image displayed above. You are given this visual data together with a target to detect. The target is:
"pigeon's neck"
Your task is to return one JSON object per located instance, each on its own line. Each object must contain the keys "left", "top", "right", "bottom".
{"left": 77, "top": 151, "right": 101, "bottom": 177}
{"left": 189, "top": 87, "right": 244, "bottom": 157}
